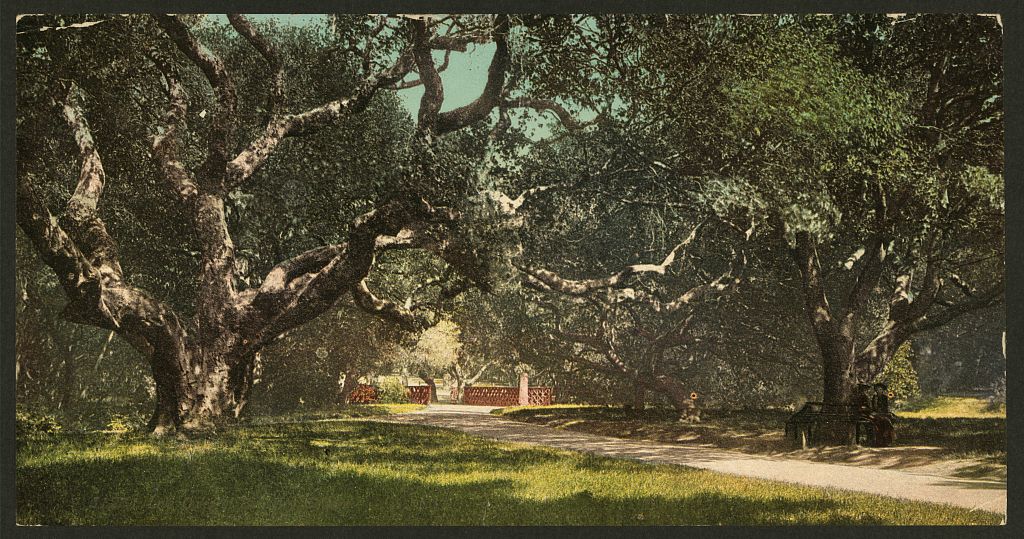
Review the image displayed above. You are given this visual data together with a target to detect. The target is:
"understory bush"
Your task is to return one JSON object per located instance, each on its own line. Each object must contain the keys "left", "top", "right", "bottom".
{"left": 16, "top": 407, "right": 62, "bottom": 436}
{"left": 377, "top": 378, "right": 411, "bottom": 404}
{"left": 876, "top": 342, "right": 922, "bottom": 403}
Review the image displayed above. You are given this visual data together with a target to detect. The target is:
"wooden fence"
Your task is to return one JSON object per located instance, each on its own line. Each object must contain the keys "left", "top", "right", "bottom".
{"left": 462, "top": 386, "right": 554, "bottom": 406}
{"left": 347, "top": 384, "right": 432, "bottom": 404}
{"left": 406, "top": 385, "right": 432, "bottom": 405}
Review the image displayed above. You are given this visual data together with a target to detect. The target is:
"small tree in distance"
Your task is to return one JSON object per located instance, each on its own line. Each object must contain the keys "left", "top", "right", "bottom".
{"left": 875, "top": 341, "right": 921, "bottom": 403}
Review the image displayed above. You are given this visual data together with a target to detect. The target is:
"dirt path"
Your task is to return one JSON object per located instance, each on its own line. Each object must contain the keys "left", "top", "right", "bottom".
{"left": 384, "top": 405, "right": 1006, "bottom": 516}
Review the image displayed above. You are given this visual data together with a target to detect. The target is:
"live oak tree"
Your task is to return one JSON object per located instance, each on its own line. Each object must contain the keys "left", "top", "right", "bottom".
{"left": 702, "top": 16, "right": 1004, "bottom": 404}
{"left": 16, "top": 14, "right": 594, "bottom": 433}
{"left": 530, "top": 14, "right": 1003, "bottom": 406}
{"left": 15, "top": 16, "right": 414, "bottom": 426}
{"left": 517, "top": 222, "right": 744, "bottom": 418}
{"left": 500, "top": 122, "right": 748, "bottom": 418}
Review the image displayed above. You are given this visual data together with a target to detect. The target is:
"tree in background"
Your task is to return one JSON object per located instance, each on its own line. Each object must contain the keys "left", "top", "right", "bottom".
{"left": 875, "top": 341, "right": 921, "bottom": 403}
{"left": 498, "top": 122, "right": 749, "bottom": 416}
{"left": 393, "top": 319, "right": 462, "bottom": 402}
{"left": 605, "top": 15, "right": 1003, "bottom": 405}
{"left": 251, "top": 306, "right": 407, "bottom": 413}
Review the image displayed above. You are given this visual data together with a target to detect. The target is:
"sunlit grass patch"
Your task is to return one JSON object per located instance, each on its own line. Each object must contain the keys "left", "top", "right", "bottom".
{"left": 243, "top": 403, "right": 425, "bottom": 425}
{"left": 899, "top": 396, "right": 1005, "bottom": 419}
{"left": 494, "top": 404, "right": 607, "bottom": 416}
{"left": 16, "top": 419, "right": 1001, "bottom": 525}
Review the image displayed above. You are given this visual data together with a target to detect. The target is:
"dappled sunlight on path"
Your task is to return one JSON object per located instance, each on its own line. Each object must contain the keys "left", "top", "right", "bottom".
{"left": 382, "top": 406, "right": 1006, "bottom": 516}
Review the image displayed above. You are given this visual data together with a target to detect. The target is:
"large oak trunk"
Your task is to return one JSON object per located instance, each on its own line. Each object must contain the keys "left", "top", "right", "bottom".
{"left": 816, "top": 327, "right": 857, "bottom": 405}
{"left": 146, "top": 342, "right": 256, "bottom": 435}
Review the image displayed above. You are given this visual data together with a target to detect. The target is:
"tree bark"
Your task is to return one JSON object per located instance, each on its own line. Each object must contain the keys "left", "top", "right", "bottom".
{"left": 145, "top": 339, "right": 258, "bottom": 434}
{"left": 630, "top": 380, "right": 646, "bottom": 413}
{"left": 417, "top": 370, "right": 439, "bottom": 403}
{"left": 338, "top": 369, "right": 362, "bottom": 404}
{"left": 819, "top": 327, "right": 857, "bottom": 405}
{"left": 651, "top": 375, "right": 699, "bottom": 422}
{"left": 451, "top": 374, "right": 463, "bottom": 403}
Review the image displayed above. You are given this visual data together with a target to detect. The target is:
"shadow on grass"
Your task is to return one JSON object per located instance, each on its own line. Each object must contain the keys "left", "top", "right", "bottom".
{"left": 949, "top": 460, "right": 1007, "bottom": 482}
{"left": 17, "top": 451, "right": 892, "bottom": 526}
{"left": 16, "top": 420, "right": 1002, "bottom": 526}
{"left": 503, "top": 407, "right": 1005, "bottom": 477}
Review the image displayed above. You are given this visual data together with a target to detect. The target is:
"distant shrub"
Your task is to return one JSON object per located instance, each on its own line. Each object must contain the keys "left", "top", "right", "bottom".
{"left": 377, "top": 379, "right": 410, "bottom": 404}
{"left": 876, "top": 342, "right": 922, "bottom": 403}
{"left": 347, "top": 384, "right": 378, "bottom": 404}
{"left": 16, "top": 408, "right": 62, "bottom": 436}
{"left": 107, "top": 412, "right": 145, "bottom": 433}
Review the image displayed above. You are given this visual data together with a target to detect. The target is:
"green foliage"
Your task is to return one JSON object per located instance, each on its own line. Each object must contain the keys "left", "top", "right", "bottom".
{"left": 106, "top": 412, "right": 147, "bottom": 433}
{"left": 413, "top": 319, "right": 463, "bottom": 370}
{"left": 377, "top": 379, "right": 411, "bottom": 404}
{"left": 16, "top": 407, "right": 62, "bottom": 436}
{"left": 875, "top": 342, "right": 921, "bottom": 402}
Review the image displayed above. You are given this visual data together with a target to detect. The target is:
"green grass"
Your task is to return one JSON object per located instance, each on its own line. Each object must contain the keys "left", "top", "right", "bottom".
{"left": 16, "top": 419, "right": 1002, "bottom": 525}
{"left": 241, "top": 403, "right": 426, "bottom": 425}
{"left": 898, "top": 396, "right": 1005, "bottom": 419}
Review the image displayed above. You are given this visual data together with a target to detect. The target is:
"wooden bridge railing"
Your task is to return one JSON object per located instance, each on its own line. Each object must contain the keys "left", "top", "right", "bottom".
{"left": 462, "top": 386, "right": 554, "bottom": 406}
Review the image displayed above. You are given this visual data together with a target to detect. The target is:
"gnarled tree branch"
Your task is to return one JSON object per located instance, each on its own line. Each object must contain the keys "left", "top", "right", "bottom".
{"left": 518, "top": 222, "right": 701, "bottom": 296}
{"left": 227, "top": 14, "right": 285, "bottom": 117}
{"left": 504, "top": 97, "right": 600, "bottom": 130}
{"left": 154, "top": 14, "right": 237, "bottom": 189}
{"left": 351, "top": 280, "right": 430, "bottom": 330}
{"left": 434, "top": 15, "right": 510, "bottom": 135}
{"left": 225, "top": 48, "right": 413, "bottom": 188}
{"left": 57, "top": 83, "right": 122, "bottom": 279}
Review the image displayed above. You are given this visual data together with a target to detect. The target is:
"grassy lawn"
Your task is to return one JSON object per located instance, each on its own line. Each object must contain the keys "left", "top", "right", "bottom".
{"left": 16, "top": 417, "right": 1002, "bottom": 525}
{"left": 496, "top": 403, "right": 1006, "bottom": 479}
{"left": 241, "top": 403, "right": 426, "bottom": 425}
{"left": 898, "top": 396, "right": 1005, "bottom": 419}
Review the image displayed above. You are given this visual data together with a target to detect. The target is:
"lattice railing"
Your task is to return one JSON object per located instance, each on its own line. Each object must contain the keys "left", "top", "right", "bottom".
{"left": 406, "top": 385, "right": 432, "bottom": 405}
{"left": 462, "top": 387, "right": 554, "bottom": 406}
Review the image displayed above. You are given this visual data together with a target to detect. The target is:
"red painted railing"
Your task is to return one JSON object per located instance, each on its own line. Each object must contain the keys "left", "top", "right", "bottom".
{"left": 406, "top": 385, "right": 432, "bottom": 405}
{"left": 462, "top": 386, "right": 554, "bottom": 406}
{"left": 347, "top": 384, "right": 433, "bottom": 404}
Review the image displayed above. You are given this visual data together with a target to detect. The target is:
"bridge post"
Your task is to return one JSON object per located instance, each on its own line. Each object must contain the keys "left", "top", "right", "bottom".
{"left": 519, "top": 372, "right": 529, "bottom": 406}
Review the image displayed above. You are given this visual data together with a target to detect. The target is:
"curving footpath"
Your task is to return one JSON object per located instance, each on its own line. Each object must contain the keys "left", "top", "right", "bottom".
{"left": 383, "top": 404, "right": 1006, "bottom": 517}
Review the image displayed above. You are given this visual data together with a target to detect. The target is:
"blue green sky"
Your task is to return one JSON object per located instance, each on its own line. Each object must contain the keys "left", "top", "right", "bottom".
{"left": 206, "top": 14, "right": 495, "bottom": 116}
